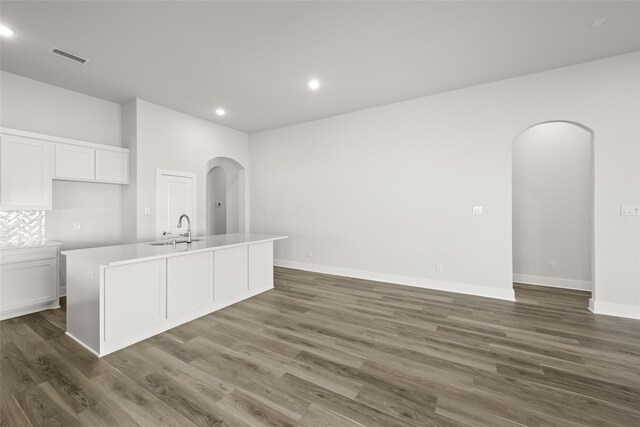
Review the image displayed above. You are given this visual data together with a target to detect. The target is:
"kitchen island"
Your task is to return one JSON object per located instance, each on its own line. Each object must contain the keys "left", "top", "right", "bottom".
{"left": 62, "top": 233, "right": 286, "bottom": 357}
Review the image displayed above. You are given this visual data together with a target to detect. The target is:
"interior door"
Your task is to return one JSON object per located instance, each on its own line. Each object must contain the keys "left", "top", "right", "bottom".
{"left": 157, "top": 171, "right": 195, "bottom": 238}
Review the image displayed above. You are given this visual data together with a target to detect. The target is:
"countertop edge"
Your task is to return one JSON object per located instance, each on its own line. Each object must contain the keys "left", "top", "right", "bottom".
{"left": 0, "top": 241, "right": 62, "bottom": 250}
{"left": 62, "top": 236, "right": 287, "bottom": 267}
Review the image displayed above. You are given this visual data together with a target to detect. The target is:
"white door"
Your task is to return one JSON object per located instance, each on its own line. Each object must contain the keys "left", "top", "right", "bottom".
{"left": 156, "top": 170, "right": 195, "bottom": 238}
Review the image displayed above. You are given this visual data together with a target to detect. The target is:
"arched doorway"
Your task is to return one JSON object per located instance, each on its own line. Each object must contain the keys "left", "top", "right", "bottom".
{"left": 512, "top": 121, "right": 594, "bottom": 303}
{"left": 206, "top": 157, "right": 245, "bottom": 235}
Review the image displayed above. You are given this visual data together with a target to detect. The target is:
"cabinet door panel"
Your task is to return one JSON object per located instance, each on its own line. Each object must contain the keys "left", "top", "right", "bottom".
{"left": 167, "top": 252, "right": 213, "bottom": 318}
{"left": 95, "top": 150, "right": 128, "bottom": 183}
{"left": 248, "top": 242, "right": 274, "bottom": 291}
{"left": 1, "top": 259, "right": 57, "bottom": 311}
{"left": 0, "top": 135, "right": 51, "bottom": 210}
{"left": 54, "top": 143, "right": 95, "bottom": 180}
{"left": 104, "top": 260, "right": 166, "bottom": 341}
{"left": 214, "top": 246, "right": 248, "bottom": 301}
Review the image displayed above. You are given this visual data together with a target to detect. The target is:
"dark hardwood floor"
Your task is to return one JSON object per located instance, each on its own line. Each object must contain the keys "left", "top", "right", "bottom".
{"left": 2, "top": 267, "right": 640, "bottom": 426}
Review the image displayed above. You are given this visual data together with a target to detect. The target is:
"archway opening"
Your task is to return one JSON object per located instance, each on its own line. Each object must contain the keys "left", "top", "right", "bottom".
{"left": 512, "top": 121, "right": 594, "bottom": 307}
{"left": 206, "top": 157, "right": 245, "bottom": 235}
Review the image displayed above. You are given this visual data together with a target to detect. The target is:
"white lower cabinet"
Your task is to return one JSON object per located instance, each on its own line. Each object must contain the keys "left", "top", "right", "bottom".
{"left": 167, "top": 251, "right": 214, "bottom": 318}
{"left": 65, "top": 238, "right": 281, "bottom": 356}
{"left": 0, "top": 244, "right": 60, "bottom": 320}
{"left": 249, "top": 242, "right": 274, "bottom": 291}
{"left": 214, "top": 246, "right": 248, "bottom": 301}
{"left": 1, "top": 259, "right": 57, "bottom": 312}
{"left": 104, "top": 259, "right": 166, "bottom": 341}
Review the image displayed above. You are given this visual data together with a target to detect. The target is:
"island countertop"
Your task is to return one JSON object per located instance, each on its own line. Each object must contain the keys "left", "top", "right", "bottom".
{"left": 61, "top": 233, "right": 287, "bottom": 267}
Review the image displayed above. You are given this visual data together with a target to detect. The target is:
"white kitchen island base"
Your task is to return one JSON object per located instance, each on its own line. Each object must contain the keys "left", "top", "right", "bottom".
{"left": 63, "top": 234, "right": 286, "bottom": 357}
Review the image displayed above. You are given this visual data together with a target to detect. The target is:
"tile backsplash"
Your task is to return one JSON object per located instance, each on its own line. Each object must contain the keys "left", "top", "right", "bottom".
{"left": 0, "top": 210, "right": 46, "bottom": 245}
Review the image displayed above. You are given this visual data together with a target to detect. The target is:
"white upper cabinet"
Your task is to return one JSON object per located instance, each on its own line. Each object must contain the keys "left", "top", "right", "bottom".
{"left": 1, "top": 128, "right": 129, "bottom": 186}
{"left": 54, "top": 143, "right": 95, "bottom": 180}
{"left": 95, "top": 149, "right": 128, "bottom": 183}
{"left": 0, "top": 134, "right": 52, "bottom": 210}
{"left": 54, "top": 143, "right": 129, "bottom": 184}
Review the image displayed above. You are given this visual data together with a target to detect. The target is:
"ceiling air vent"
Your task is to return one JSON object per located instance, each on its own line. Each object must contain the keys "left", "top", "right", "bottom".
{"left": 49, "top": 47, "right": 89, "bottom": 65}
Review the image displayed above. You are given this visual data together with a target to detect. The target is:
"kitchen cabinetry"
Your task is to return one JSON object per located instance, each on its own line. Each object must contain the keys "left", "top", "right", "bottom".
{"left": 0, "top": 129, "right": 129, "bottom": 202}
{"left": 54, "top": 143, "right": 95, "bottom": 180}
{"left": 214, "top": 246, "right": 248, "bottom": 301}
{"left": 104, "top": 260, "right": 166, "bottom": 341}
{"left": 0, "top": 243, "right": 61, "bottom": 320}
{"left": 95, "top": 149, "right": 128, "bottom": 183}
{"left": 167, "top": 251, "right": 214, "bottom": 318}
{"left": 0, "top": 134, "right": 52, "bottom": 210}
{"left": 249, "top": 241, "right": 274, "bottom": 291}
{"left": 54, "top": 142, "right": 129, "bottom": 184}
{"left": 64, "top": 234, "right": 286, "bottom": 356}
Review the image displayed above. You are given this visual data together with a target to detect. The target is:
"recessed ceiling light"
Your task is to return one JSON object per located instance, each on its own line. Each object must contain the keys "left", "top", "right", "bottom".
{"left": 0, "top": 24, "right": 14, "bottom": 37}
{"left": 308, "top": 79, "right": 320, "bottom": 91}
{"left": 215, "top": 108, "right": 226, "bottom": 116}
{"left": 591, "top": 17, "right": 606, "bottom": 29}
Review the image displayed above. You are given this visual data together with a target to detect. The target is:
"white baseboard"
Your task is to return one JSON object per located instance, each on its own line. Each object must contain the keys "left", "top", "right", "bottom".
{"left": 589, "top": 298, "right": 640, "bottom": 319}
{"left": 513, "top": 274, "right": 591, "bottom": 291}
{"left": 65, "top": 332, "right": 101, "bottom": 357}
{"left": 0, "top": 301, "right": 60, "bottom": 321}
{"left": 275, "top": 259, "right": 515, "bottom": 302}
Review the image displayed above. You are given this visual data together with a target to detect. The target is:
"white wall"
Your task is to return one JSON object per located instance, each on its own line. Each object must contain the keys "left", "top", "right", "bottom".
{"left": 46, "top": 180, "right": 125, "bottom": 289}
{"left": 127, "top": 99, "right": 249, "bottom": 242}
{"left": 512, "top": 122, "right": 592, "bottom": 290}
{"left": 121, "top": 99, "right": 138, "bottom": 242}
{"left": 0, "top": 71, "right": 121, "bottom": 146}
{"left": 250, "top": 52, "right": 640, "bottom": 317}
{"left": 0, "top": 71, "right": 125, "bottom": 292}
{"left": 208, "top": 166, "right": 227, "bottom": 234}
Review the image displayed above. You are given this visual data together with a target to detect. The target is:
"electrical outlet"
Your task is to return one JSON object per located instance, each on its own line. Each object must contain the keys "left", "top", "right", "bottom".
{"left": 620, "top": 205, "right": 640, "bottom": 216}
{"left": 547, "top": 261, "right": 556, "bottom": 271}
{"left": 472, "top": 206, "right": 483, "bottom": 215}
{"left": 436, "top": 263, "right": 444, "bottom": 273}
{"left": 73, "top": 223, "right": 81, "bottom": 231}
{"left": 87, "top": 271, "right": 93, "bottom": 280}
{"left": 264, "top": 207, "right": 270, "bottom": 214}
{"left": 307, "top": 251, "right": 313, "bottom": 259}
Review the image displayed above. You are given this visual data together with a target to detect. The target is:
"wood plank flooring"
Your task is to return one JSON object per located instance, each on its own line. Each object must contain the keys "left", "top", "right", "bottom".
{"left": 2, "top": 267, "right": 640, "bottom": 426}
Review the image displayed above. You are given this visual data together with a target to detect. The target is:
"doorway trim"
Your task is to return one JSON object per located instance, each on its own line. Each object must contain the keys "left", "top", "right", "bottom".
{"left": 511, "top": 120, "right": 595, "bottom": 301}
{"left": 205, "top": 157, "right": 246, "bottom": 234}
{"left": 155, "top": 169, "right": 197, "bottom": 239}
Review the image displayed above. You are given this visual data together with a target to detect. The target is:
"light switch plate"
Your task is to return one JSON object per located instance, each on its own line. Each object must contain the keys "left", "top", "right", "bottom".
{"left": 620, "top": 205, "right": 640, "bottom": 216}
{"left": 472, "top": 206, "right": 483, "bottom": 215}
{"left": 144, "top": 207, "right": 151, "bottom": 215}
{"left": 73, "top": 223, "right": 81, "bottom": 231}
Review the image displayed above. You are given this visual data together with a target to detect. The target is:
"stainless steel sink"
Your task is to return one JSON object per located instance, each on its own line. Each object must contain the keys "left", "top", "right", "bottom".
{"left": 148, "top": 238, "right": 203, "bottom": 246}
{"left": 148, "top": 241, "right": 175, "bottom": 246}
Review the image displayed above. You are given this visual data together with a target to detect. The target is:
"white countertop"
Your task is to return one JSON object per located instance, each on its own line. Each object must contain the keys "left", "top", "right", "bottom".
{"left": 0, "top": 241, "right": 62, "bottom": 250}
{"left": 62, "top": 233, "right": 287, "bottom": 267}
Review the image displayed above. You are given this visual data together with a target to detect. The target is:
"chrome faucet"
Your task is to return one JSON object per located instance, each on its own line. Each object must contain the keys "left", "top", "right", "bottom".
{"left": 177, "top": 214, "right": 192, "bottom": 243}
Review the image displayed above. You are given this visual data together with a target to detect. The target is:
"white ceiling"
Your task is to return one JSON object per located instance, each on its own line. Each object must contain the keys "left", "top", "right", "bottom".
{"left": 1, "top": 1, "right": 639, "bottom": 133}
